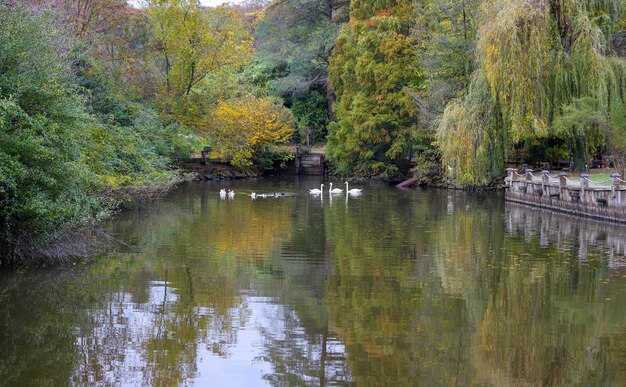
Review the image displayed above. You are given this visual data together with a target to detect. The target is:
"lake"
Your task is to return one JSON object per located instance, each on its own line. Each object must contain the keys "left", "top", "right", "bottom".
{"left": 2, "top": 177, "right": 626, "bottom": 386}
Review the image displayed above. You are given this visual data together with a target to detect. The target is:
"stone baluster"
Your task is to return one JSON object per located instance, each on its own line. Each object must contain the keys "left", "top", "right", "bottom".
{"left": 525, "top": 169, "right": 533, "bottom": 181}
{"left": 541, "top": 170, "right": 549, "bottom": 196}
{"left": 559, "top": 172, "right": 567, "bottom": 189}
{"left": 524, "top": 169, "right": 534, "bottom": 193}
{"left": 506, "top": 168, "right": 517, "bottom": 186}
{"left": 580, "top": 173, "right": 589, "bottom": 197}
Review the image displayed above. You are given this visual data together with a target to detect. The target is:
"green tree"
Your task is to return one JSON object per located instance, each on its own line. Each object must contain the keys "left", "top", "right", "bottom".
{"left": 415, "top": 0, "right": 480, "bottom": 122}
{"left": 147, "top": 0, "right": 253, "bottom": 128}
{"left": 72, "top": 50, "right": 198, "bottom": 188}
{"left": 246, "top": 0, "right": 349, "bottom": 143}
{"left": 327, "top": 0, "right": 425, "bottom": 180}
{"left": 438, "top": 0, "right": 626, "bottom": 185}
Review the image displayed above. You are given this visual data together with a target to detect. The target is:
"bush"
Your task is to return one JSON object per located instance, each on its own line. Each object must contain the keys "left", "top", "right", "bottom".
{"left": 0, "top": 7, "right": 101, "bottom": 240}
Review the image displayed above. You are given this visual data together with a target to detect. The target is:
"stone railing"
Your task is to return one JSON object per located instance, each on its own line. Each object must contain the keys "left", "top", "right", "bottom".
{"left": 505, "top": 169, "right": 626, "bottom": 223}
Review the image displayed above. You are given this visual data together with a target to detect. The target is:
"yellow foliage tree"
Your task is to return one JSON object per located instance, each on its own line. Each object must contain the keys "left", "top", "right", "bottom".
{"left": 147, "top": 0, "right": 253, "bottom": 127}
{"left": 208, "top": 95, "right": 294, "bottom": 167}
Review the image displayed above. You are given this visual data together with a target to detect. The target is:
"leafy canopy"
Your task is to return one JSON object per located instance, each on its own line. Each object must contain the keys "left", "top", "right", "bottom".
{"left": 327, "top": 0, "right": 425, "bottom": 180}
{"left": 147, "top": 0, "right": 253, "bottom": 128}
{"left": 438, "top": 0, "right": 626, "bottom": 185}
{"left": 0, "top": 6, "right": 100, "bottom": 239}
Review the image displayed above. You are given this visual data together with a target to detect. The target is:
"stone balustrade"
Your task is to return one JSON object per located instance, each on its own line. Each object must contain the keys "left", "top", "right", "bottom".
{"left": 505, "top": 169, "right": 626, "bottom": 223}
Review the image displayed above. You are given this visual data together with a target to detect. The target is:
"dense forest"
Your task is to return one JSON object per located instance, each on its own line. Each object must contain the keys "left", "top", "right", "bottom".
{"left": 0, "top": 0, "right": 625, "bottom": 258}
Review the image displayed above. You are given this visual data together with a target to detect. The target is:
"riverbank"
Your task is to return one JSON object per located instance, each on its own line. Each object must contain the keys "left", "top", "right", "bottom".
{"left": 99, "top": 173, "right": 193, "bottom": 209}
{"left": 178, "top": 161, "right": 260, "bottom": 181}
{"left": 0, "top": 172, "right": 193, "bottom": 267}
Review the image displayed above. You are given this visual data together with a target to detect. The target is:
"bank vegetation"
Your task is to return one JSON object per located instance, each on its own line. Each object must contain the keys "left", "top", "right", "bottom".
{"left": 1, "top": 0, "right": 625, "bottom": 262}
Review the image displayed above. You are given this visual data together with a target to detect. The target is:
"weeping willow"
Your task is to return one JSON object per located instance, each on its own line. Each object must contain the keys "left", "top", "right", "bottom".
{"left": 438, "top": 0, "right": 626, "bottom": 185}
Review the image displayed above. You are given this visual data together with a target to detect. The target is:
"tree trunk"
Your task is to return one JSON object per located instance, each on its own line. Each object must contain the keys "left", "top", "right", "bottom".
{"left": 549, "top": 0, "right": 573, "bottom": 53}
{"left": 326, "top": 80, "right": 336, "bottom": 123}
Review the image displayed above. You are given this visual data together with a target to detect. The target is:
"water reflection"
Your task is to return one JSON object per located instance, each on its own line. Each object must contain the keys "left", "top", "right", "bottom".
{"left": 2, "top": 182, "right": 626, "bottom": 385}
{"left": 506, "top": 203, "right": 626, "bottom": 266}
{"left": 435, "top": 198, "right": 626, "bottom": 385}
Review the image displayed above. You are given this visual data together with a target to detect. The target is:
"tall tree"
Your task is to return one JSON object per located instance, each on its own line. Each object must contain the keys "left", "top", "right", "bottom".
{"left": 414, "top": 0, "right": 480, "bottom": 124}
{"left": 249, "top": 0, "right": 349, "bottom": 144}
{"left": 147, "top": 0, "right": 253, "bottom": 127}
{"left": 327, "top": 0, "right": 425, "bottom": 180}
{"left": 438, "top": 0, "right": 626, "bottom": 185}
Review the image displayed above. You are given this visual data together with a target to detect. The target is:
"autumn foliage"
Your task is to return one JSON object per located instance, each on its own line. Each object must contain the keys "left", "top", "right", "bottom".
{"left": 327, "top": 0, "right": 424, "bottom": 180}
{"left": 208, "top": 95, "right": 294, "bottom": 167}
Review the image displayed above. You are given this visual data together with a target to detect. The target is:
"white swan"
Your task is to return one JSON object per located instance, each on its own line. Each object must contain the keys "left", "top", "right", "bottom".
{"left": 227, "top": 190, "right": 235, "bottom": 198}
{"left": 345, "top": 181, "right": 362, "bottom": 194}
{"left": 329, "top": 182, "right": 343, "bottom": 194}
{"left": 309, "top": 184, "right": 324, "bottom": 194}
{"left": 251, "top": 192, "right": 257, "bottom": 199}
{"left": 219, "top": 189, "right": 227, "bottom": 198}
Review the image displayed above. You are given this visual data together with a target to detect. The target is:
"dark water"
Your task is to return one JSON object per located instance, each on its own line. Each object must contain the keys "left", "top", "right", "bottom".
{"left": 2, "top": 178, "right": 626, "bottom": 386}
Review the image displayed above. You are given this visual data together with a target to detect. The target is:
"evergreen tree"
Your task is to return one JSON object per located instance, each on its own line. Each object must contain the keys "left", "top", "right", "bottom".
{"left": 327, "top": 0, "right": 425, "bottom": 180}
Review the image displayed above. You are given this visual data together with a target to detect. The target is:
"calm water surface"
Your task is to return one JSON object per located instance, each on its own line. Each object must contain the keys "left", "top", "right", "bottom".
{"left": 2, "top": 177, "right": 626, "bottom": 386}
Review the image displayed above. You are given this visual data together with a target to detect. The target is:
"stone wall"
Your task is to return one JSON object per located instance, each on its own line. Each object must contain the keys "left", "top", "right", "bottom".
{"left": 505, "top": 171, "right": 626, "bottom": 224}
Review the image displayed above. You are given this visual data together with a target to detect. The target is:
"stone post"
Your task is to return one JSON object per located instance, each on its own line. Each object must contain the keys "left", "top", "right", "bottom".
{"left": 201, "top": 146, "right": 211, "bottom": 165}
{"left": 295, "top": 144, "right": 301, "bottom": 175}
{"left": 506, "top": 168, "right": 517, "bottom": 186}
{"left": 611, "top": 173, "right": 621, "bottom": 199}
{"left": 580, "top": 173, "right": 589, "bottom": 197}
{"left": 558, "top": 172, "right": 567, "bottom": 189}
{"left": 541, "top": 170, "right": 549, "bottom": 195}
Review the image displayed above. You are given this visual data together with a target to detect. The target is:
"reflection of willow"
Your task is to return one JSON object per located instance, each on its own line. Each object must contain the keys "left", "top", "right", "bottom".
{"left": 322, "top": 191, "right": 442, "bottom": 384}
{"left": 256, "top": 306, "right": 352, "bottom": 386}
{"left": 71, "top": 256, "right": 247, "bottom": 385}
{"left": 433, "top": 197, "right": 626, "bottom": 384}
{"left": 75, "top": 190, "right": 293, "bottom": 385}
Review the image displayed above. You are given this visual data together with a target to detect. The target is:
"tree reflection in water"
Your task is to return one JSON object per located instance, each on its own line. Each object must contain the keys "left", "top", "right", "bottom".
{"left": 2, "top": 183, "right": 626, "bottom": 385}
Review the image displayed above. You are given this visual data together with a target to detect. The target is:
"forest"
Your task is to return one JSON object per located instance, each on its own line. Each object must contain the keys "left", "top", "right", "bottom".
{"left": 0, "top": 0, "right": 625, "bottom": 257}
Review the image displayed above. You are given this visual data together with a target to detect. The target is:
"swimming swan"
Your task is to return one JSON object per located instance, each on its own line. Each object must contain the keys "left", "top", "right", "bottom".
{"left": 345, "top": 181, "right": 363, "bottom": 194}
{"left": 227, "top": 190, "right": 235, "bottom": 198}
{"left": 329, "top": 182, "right": 343, "bottom": 194}
{"left": 309, "top": 184, "right": 324, "bottom": 194}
